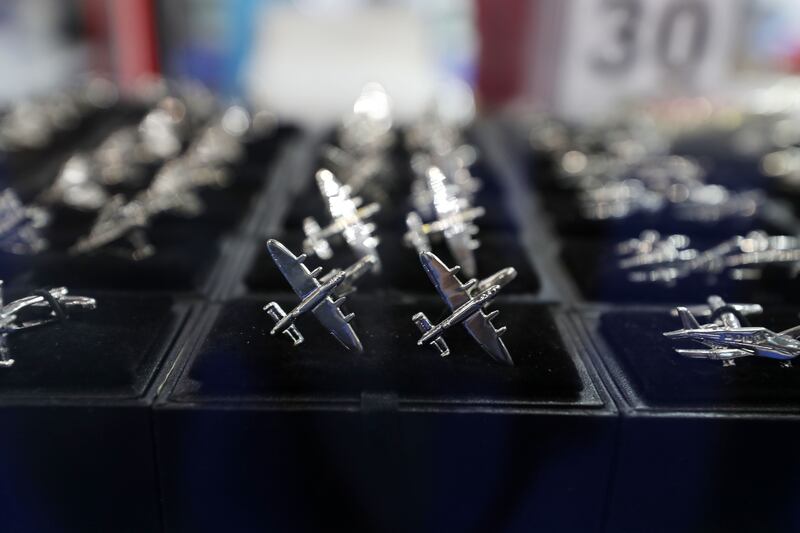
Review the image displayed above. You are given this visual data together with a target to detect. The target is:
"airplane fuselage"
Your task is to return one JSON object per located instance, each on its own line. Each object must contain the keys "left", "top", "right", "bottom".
{"left": 271, "top": 271, "right": 346, "bottom": 335}
{"left": 418, "top": 285, "right": 500, "bottom": 345}
{"left": 664, "top": 326, "right": 800, "bottom": 361}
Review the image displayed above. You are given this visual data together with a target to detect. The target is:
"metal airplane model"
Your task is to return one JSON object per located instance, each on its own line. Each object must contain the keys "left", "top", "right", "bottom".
{"left": 663, "top": 295, "right": 800, "bottom": 367}
{"left": 618, "top": 231, "right": 800, "bottom": 284}
{"left": 406, "top": 166, "right": 484, "bottom": 277}
{"left": 413, "top": 251, "right": 515, "bottom": 365}
{"left": 69, "top": 195, "right": 154, "bottom": 260}
{"left": 264, "top": 239, "right": 370, "bottom": 352}
{"left": 302, "top": 169, "right": 381, "bottom": 270}
{"left": 0, "top": 280, "right": 96, "bottom": 367}
{"left": 0, "top": 189, "right": 49, "bottom": 255}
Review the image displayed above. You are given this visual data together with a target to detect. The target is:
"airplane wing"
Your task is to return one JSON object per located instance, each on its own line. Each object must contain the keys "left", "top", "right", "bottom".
{"left": 682, "top": 303, "right": 763, "bottom": 317}
{"left": 674, "top": 348, "right": 750, "bottom": 360}
{"left": 779, "top": 324, "right": 800, "bottom": 338}
{"left": 419, "top": 251, "right": 470, "bottom": 311}
{"left": 312, "top": 299, "right": 363, "bottom": 352}
{"left": 267, "top": 240, "right": 320, "bottom": 299}
{"left": 463, "top": 311, "right": 513, "bottom": 365}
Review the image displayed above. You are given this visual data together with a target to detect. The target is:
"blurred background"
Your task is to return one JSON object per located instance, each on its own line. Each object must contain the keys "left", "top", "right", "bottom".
{"left": 3, "top": 0, "right": 799, "bottom": 126}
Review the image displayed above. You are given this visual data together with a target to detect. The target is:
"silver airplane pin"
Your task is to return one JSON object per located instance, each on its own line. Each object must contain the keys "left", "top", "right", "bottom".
{"left": 412, "top": 251, "right": 515, "bottom": 365}
{"left": 302, "top": 169, "right": 381, "bottom": 270}
{"left": 618, "top": 230, "right": 800, "bottom": 284}
{"left": 0, "top": 189, "right": 49, "bottom": 255}
{"left": 264, "top": 239, "right": 369, "bottom": 352}
{"left": 0, "top": 280, "right": 96, "bottom": 367}
{"left": 663, "top": 295, "right": 800, "bottom": 367}
{"left": 36, "top": 154, "right": 111, "bottom": 211}
{"left": 69, "top": 195, "right": 154, "bottom": 260}
{"left": 406, "top": 166, "right": 484, "bottom": 277}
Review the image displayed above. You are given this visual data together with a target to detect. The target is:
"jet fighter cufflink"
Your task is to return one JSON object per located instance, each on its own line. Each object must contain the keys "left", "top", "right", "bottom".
{"left": 263, "top": 239, "right": 375, "bottom": 352}
{"left": 663, "top": 295, "right": 800, "bottom": 367}
{"left": 0, "top": 280, "right": 96, "bottom": 368}
{"left": 412, "top": 251, "right": 515, "bottom": 365}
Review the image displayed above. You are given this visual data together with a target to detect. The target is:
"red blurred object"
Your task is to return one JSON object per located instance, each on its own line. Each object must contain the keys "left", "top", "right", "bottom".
{"left": 81, "top": 0, "right": 160, "bottom": 89}
{"left": 476, "top": 0, "right": 534, "bottom": 108}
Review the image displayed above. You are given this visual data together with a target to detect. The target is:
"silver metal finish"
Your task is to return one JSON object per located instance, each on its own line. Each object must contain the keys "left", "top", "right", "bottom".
{"left": 69, "top": 195, "right": 153, "bottom": 260}
{"left": 413, "top": 251, "right": 514, "bottom": 365}
{"left": 618, "top": 230, "right": 800, "bottom": 284}
{"left": 303, "top": 169, "right": 381, "bottom": 270}
{"left": 663, "top": 295, "right": 800, "bottom": 367}
{"left": 405, "top": 166, "right": 483, "bottom": 277}
{"left": 0, "top": 77, "right": 117, "bottom": 151}
{"left": 70, "top": 104, "right": 254, "bottom": 258}
{"left": 0, "top": 189, "right": 49, "bottom": 255}
{"left": 529, "top": 112, "right": 767, "bottom": 223}
{"left": 264, "top": 239, "right": 367, "bottom": 352}
{"left": 0, "top": 280, "right": 96, "bottom": 367}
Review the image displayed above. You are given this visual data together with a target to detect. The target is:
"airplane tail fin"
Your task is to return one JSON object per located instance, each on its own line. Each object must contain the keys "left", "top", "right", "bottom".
{"left": 302, "top": 217, "right": 333, "bottom": 259}
{"left": 264, "top": 302, "right": 304, "bottom": 346}
{"left": 412, "top": 312, "right": 450, "bottom": 357}
{"left": 675, "top": 307, "right": 701, "bottom": 330}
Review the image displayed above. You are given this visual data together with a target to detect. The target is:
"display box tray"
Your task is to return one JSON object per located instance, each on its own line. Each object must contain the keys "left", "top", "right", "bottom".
{"left": 573, "top": 305, "right": 800, "bottom": 533}
{"left": 153, "top": 298, "right": 616, "bottom": 533}
{"left": 0, "top": 291, "right": 192, "bottom": 533}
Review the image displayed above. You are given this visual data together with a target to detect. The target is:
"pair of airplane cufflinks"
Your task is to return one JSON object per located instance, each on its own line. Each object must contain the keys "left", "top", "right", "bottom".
{"left": 264, "top": 239, "right": 517, "bottom": 365}
{"left": 264, "top": 238, "right": 800, "bottom": 368}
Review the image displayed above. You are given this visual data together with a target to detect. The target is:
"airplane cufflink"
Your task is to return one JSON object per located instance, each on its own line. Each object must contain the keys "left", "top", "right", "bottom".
{"left": 0, "top": 189, "right": 49, "bottom": 255}
{"left": 618, "top": 230, "right": 800, "bottom": 284}
{"left": 0, "top": 280, "right": 97, "bottom": 368}
{"left": 69, "top": 195, "right": 154, "bottom": 260}
{"left": 264, "top": 239, "right": 374, "bottom": 352}
{"left": 412, "top": 251, "right": 515, "bottom": 365}
{"left": 663, "top": 295, "right": 800, "bottom": 367}
{"left": 302, "top": 169, "right": 381, "bottom": 271}
{"left": 404, "top": 166, "right": 484, "bottom": 278}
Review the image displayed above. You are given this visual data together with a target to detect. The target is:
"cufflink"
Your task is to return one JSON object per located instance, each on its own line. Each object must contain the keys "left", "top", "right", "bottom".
{"left": 0, "top": 189, "right": 49, "bottom": 255}
{"left": 663, "top": 295, "right": 800, "bottom": 367}
{"left": 412, "top": 251, "right": 515, "bottom": 366}
{"left": 0, "top": 280, "right": 97, "bottom": 368}
{"left": 263, "top": 239, "right": 374, "bottom": 352}
{"left": 404, "top": 165, "right": 483, "bottom": 277}
{"left": 69, "top": 195, "right": 153, "bottom": 260}
{"left": 302, "top": 169, "right": 381, "bottom": 270}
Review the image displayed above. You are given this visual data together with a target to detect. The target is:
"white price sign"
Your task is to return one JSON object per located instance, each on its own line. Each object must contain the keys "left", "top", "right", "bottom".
{"left": 551, "top": 0, "right": 743, "bottom": 120}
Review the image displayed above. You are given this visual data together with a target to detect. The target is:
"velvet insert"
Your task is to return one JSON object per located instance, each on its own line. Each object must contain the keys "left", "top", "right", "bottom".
{"left": 0, "top": 292, "right": 180, "bottom": 397}
{"left": 562, "top": 239, "right": 800, "bottom": 304}
{"left": 176, "top": 297, "right": 583, "bottom": 402}
{"left": 598, "top": 308, "right": 800, "bottom": 408}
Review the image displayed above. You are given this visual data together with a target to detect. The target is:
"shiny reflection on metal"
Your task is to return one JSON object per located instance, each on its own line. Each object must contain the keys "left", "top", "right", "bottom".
{"left": 0, "top": 280, "right": 97, "bottom": 368}
{"left": 303, "top": 169, "right": 381, "bottom": 270}
{"left": 664, "top": 295, "right": 800, "bottom": 367}
{"left": 413, "top": 251, "right": 514, "bottom": 366}
{"left": 0, "top": 189, "right": 49, "bottom": 255}
{"left": 618, "top": 230, "right": 800, "bottom": 284}
{"left": 69, "top": 195, "right": 153, "bottom": 260}
{"left": 264, "top": 239, "right": 365, "bottom": 352}
{"left": 405, "top": 165, "right": 483, "bottom": 277}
